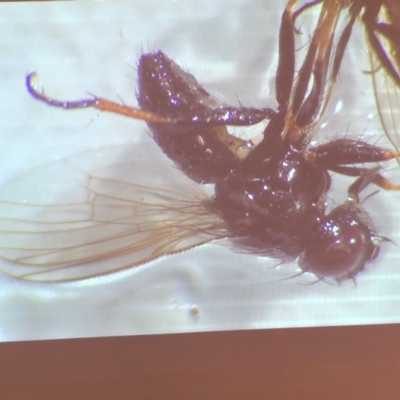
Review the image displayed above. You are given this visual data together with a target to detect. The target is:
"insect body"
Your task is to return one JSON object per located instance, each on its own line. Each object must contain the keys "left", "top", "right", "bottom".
{"left": 9, "top": 1, "right": 400, "bottom": 283}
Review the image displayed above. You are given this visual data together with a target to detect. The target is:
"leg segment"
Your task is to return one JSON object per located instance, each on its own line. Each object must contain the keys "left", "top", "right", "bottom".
{"left": 330, "top": 165, "right": 400, "bottom": 191}
{"left": 306, "top": 138, "right": 400, "bottom": 166}
{"left": 362, "top": 1, "right": 400, "bottom": 86}
{"left": 306, "top": 138, "right": 400, "bottom": 190}
{"left": 27, "top": 72, "right": 275, "bottom": 127}
{"left": 26, "top": 72, "right": 170, "bottom": 124}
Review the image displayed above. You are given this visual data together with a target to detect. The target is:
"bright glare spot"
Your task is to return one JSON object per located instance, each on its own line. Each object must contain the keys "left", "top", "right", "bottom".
{"left": 334, "top": 100, "right": 343, "bottom": 114}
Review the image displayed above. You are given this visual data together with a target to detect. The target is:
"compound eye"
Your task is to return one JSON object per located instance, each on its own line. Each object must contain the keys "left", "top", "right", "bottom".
{"left": 300, "top": 224, "right": 378, "bottom": 282}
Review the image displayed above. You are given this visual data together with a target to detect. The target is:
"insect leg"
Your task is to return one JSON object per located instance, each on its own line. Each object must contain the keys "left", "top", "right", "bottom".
{"left": 275, "top": 0, "right": 296, "bottom": 113}
{"left": 306, "top": 138, "right": 400, "bottom": 166}
{"left": 27, "top": 72, "right": 275, "bottom": 127}
{"left": 306, "top": 138, "right": 400, "bottom": 189}
{"left": 26, "top": 72, "right": 170, "bottom": 124}
{"left": 327, "top": 165, "right": 400, "bottom": 191}
{"left": 293, "top": 0, "right": 322, "bottom": 20}
{"left": 27, "top": 72, "right": 96, "bottom": 109}
{"left": 362, "top": 3, "right": 400, "bottom": 86}
{"left": 293, "top": 1, "right": 359, "bottom": 128}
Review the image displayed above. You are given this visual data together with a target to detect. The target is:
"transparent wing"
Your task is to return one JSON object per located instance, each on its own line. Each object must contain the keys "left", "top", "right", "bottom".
{"left": 368, "top": 35, "right": 400, "bottom": 161}
{"left": 0, "top": 144, "right": 228, "bottom": 282}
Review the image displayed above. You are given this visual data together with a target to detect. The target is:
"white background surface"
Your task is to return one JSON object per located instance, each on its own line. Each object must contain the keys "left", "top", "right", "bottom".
{"left": 0, "top": 0, "right": 400, "bottom": 342}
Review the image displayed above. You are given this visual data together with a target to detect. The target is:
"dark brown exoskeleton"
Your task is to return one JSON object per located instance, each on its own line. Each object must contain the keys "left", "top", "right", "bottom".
{"left": 25, "top": 0, "right": 400, "bottom": 283}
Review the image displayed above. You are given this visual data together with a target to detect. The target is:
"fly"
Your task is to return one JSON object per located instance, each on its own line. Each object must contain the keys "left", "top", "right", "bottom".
{"left": 3, "top": 0, "right": 400, "bottom": 283}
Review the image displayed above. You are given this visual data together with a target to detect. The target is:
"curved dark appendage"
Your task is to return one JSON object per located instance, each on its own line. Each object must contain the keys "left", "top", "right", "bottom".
{"left": 346, "top": 167, "right": 381, "bottom": 203}
{"left": 365, "top": 27, "right": 400, "bottom": 86}
{"left": 306, "top": 138, "right": 400, "bottom": 167}
{"left": 330, "top": 164, "right": 400, "bottom": 191}
{"left": 362, "top": 7, "right": 400, "bottom": 86}
{"left": 328, "top": 165, "right": 379, "bottom": 178}
{"left": 27, "top": 72, "right": 171, "bottom": 123}
{"left": 26, "top": 72, "right": 97, "bottom": 109}
{"left": 330, "top": 3, "right": 361, "bottom": 88}
{"left": 307, "top": 139, "right": 400, "bottom": 190}
{"left": 293, "top": 2, "right": 357, "bottom": 127}
{"left": 376, "top": 23, "right": 400, "bottom": 46}
{"left": 295, "top": 68, "right": 323, "bottom": 128}
{"left": 290, "top": 4, "right": 331, "bottom": 125}
{"left": 275, "top": 4, "right": 295, "bottom": 113}
{"left": 291, "top": 39, "right": 318, "bottom": 119}
{"left": 292, "top": 0, "right": 322, "bottom": 20}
